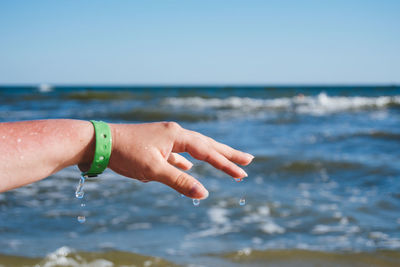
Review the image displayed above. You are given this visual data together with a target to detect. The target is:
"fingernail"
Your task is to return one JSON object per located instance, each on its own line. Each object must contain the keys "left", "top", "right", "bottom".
{"left": 246, "top": 153, "right": 255, "bottom": 161}
{"left": 189, "top": 183, "right": 209, "bottom": 200}
{"left": 240, "top": 169, "right": 248, "bottom": 177}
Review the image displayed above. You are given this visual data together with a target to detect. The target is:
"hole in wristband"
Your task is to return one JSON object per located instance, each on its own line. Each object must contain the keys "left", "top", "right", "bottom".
{"left": 102, "top": 134, "right": 107, "bottom": 138}
{"left": 104, "top": 145, "right": 107, "bottom": 149}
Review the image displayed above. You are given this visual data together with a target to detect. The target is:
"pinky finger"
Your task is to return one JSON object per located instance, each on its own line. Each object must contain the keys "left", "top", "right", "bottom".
{"left": 167, "top": 153, "right": 193, "bottom": 171}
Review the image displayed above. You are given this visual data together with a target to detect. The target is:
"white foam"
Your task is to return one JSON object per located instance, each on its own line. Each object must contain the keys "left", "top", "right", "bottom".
{"left": 208, "top": 207, "right": 229, "bottom": 225}
{"left": 186, "top": 225, "right": 236, "bottom": 239}
{"left": 163, "top": 93, "right": 400, "bottom": 115}
{"left": 251, "top": 237, "right": 263, "bottom": 245}
{"left": 39, "top": 246, "right": 114, "bottom": 267}
{"left": 40, "top": 246, "right": 76, "bottom": 267}
{"left": 236, "top": 247, "right": 252, "bottom": 256}
{"left": 369, "top": 231, "right": 389, "bottom": 240}
{"left": 312, "top": 224, "right": 360, "bottom": 234}
{"left": 257, "top": 206, "right": 271, "bottom": 216}
{"left": 259, "top": 221, "right": 285, "bottom": 234}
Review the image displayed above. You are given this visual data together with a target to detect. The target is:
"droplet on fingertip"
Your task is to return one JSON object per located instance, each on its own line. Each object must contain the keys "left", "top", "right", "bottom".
{"left": 234, "top": 178, "right": 243, "bottom": 182}
{"left": 192, "top": 199, "right": 200, "bottom": 206}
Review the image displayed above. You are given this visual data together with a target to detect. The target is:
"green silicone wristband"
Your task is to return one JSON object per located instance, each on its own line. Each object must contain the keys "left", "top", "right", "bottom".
{"left": 82, "top": 120, "right": 112, "bottom": 177}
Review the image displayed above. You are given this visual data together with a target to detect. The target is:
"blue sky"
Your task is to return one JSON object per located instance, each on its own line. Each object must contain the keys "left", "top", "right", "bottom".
{"left": 0, "top": 0, "right": 399, "bottom": 85}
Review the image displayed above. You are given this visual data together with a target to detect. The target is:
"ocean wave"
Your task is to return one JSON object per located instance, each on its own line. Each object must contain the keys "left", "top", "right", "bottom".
{"left": 65, "top": 90, "right": 136, "bottom": 101}
{"left": 325, "top": 130, "right": 400, "bottom": 142}
{"left": 163, "top": 93, "right": 400, "bottom": 114}
{"left": 0, "top": 246, "right": 175, "bottom": 267}
{"left": 251, "top": 156, "right": 363, "bottom": 174}
{"left": 278, "top": 160, "right": 361, "bottom": 173}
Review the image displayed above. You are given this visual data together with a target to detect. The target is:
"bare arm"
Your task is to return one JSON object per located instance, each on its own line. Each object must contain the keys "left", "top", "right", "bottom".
{"left": 0, "top": 119, "right": 95, "bottom": 192}
{"left": 0, "top": 120, "right": 254, "bottom": 198}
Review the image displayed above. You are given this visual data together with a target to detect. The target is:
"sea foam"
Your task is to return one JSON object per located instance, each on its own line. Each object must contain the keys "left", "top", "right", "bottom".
{"left": 164, "top": 93, "right": 400, "bottom": 115}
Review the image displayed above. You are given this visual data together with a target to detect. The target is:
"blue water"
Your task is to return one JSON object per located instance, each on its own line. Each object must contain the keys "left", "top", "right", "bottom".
{"left": 0, "top": 86, "right": 399, "bottom": 265}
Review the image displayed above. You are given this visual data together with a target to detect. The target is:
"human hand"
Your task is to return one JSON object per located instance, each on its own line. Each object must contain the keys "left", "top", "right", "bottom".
{"left": 103, "top": 122, "right": 253, "bottom": 199}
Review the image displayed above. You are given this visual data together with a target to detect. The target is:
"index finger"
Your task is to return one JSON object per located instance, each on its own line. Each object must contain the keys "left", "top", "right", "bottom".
{"left": 172, "top": 129, "right": 250, "bottom": 178}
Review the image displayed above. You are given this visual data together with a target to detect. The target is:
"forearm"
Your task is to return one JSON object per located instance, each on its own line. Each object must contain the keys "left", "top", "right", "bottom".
{"left": 0, "top": 119, "right": 95, "bottom": 192}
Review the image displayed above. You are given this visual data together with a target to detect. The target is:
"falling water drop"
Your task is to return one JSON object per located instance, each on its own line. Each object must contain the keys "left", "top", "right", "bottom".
{"left": 192, "top": 199, "right": 200, "bottom": 206}
{"left": 234, "top": 178, "right": 243, "bottom": 182}
{"left": 75, "top": 175, "right": 86, "bottom": 199}
{"left": 239, "top": 197, "right": 246, "bottom": 206}
{"left": 77, "top": 215, "right": 86, "bottom": 223}
{"left": 75, "top": 174, "right": 88, "bottom": 223}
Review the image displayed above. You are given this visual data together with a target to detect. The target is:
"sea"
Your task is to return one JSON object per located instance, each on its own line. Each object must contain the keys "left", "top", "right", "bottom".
{"left": 0, "top": 85, "right": 399, "bottom": 266}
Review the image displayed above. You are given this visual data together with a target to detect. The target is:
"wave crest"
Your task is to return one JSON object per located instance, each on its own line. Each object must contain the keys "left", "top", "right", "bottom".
{"left": 163, "top": 93, "right": 400, "bottom": 115}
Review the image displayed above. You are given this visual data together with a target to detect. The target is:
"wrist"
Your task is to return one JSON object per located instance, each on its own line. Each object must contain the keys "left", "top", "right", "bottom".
{"left": 107, "top": 123, "right": 118, "bottom": 170}
{"left": 76, "top": 120, "right": 96, "bottom": 172}
{"left": 79, "top": 120, "right": 112, "bottom": 176}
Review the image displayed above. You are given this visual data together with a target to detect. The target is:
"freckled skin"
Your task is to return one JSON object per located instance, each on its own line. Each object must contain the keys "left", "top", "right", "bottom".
{"left": 0, "top": 120, "right": 254, "bottom": 198}
{"left": 0, "top": 120, "right": 95, "bottom": 191}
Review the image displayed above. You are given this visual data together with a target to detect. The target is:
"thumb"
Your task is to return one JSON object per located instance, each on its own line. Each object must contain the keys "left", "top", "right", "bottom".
{"left": 155, "top": 162, "right": 209, "bottom": 199}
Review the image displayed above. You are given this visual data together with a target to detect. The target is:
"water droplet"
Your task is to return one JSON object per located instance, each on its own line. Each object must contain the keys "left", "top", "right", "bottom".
{"left": 192, "top": 199, "right": 200, "bottom": 206}
{"left": 80, "top": 203, "right": 86, "bottom": 207}
{"left": 234, "top": 178, "right": 243, "bottom": 182}
{"left": 75, "top": 175, "right": 86, "bottom": 199}
{"left": 239, "top": 197, "right": 246, "bottom": 206}
{"left": 77, "top": 215, "right": 86, "bottom": 223}
{"left": 180, "top": 194, "right": 185, "bottom": 198}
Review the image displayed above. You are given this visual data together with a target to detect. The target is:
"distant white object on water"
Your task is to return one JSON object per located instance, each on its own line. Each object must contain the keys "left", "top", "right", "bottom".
{"left": 38, "top": 83, "right": 53, "bottom": 93}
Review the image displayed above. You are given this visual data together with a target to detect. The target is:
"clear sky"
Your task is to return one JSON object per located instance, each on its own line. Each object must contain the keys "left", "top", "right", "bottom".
{"left": 0, "top": 0, "right": 399, "bottom": 85}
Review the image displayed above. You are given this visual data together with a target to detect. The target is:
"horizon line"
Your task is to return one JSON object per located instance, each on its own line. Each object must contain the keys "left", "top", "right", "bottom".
{"left": 0, "top": 83, "right": 399, "bottom": 88}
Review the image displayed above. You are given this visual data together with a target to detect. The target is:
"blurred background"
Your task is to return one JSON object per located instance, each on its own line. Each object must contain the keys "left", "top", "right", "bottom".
{"left": 1, "top": 1, "right": 400, "bottom": 266}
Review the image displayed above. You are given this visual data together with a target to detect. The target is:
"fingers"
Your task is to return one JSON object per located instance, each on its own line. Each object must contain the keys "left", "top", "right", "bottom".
{"left": 167, "top": 153, "right": 193, "bottom": 170}
{"left": 155, "top": 162, "right": 209, "bottom": 199}
{"left": 201, "top": 150, "right": 248, "bottom": 178}
{"left": 173, "top": 130, "right": 252, "bottom": 179}
{"left": 208, "top": 138, "right": 254, "bottom": 166}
